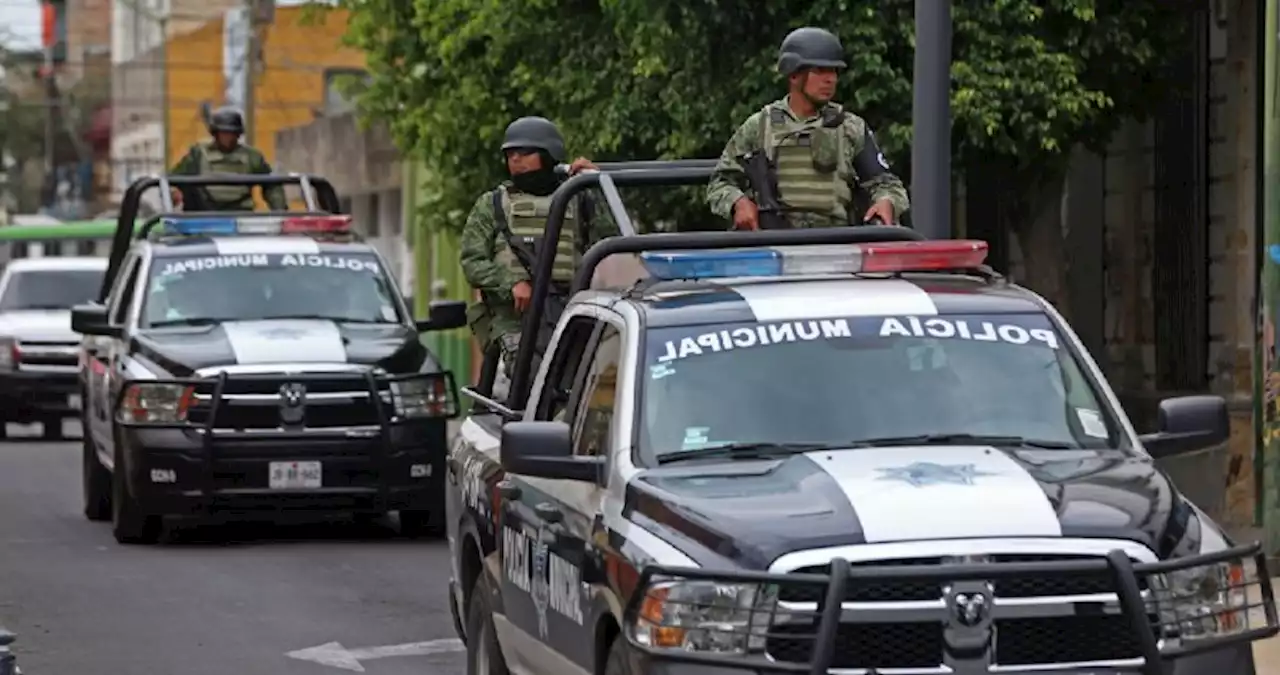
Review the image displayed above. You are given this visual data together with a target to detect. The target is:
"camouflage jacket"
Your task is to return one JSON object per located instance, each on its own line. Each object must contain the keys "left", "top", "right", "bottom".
{"left": 706, "top": 97, "right": 910, "bottom": 221}
{"left": 459, "top": 185, "right": 619, "bottom": 303}
{"left": 169, "top": 141, "right": 288, "bottom": 210}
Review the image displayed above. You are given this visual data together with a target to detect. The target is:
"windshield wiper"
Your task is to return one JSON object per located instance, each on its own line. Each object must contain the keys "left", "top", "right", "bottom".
{"left": 844, "top": 434, "right": 1078, "bottom": 450}
{"left": 147, "top": 317, "right": 225, "bottom": 328}
{"left": 658, "top": 442, "right": 838, "bottom": 464}
{"left": 255, "top": 314, "right": 390, "bottom": 324}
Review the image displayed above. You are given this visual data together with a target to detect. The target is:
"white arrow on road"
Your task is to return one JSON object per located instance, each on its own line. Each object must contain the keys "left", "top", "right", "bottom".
{"left": 286, "top": 637, "right": 465, "bottom": 671}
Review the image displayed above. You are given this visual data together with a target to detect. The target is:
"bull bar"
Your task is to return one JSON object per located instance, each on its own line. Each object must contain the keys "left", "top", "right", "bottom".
{"left": 114, "top": 370, "right": 458, "bottom": 500}
{"left": 622, "top": 543, "right": 1279, "bottom": 675}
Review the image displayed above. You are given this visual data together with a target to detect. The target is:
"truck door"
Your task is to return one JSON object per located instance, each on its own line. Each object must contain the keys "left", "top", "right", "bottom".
{"left": 496, "top": 313, "right": 602, "bottom": 674}
{"left": 88, "top": 254, "right": 140, "bottom": 454}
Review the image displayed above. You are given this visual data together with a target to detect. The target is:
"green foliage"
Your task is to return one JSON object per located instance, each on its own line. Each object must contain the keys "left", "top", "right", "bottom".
{"left": 341, "top": 0, "right": 1187, "bottom": 233}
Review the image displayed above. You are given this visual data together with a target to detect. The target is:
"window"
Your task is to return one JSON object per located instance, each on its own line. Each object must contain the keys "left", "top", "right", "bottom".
{"left": 572, "top": 325, "right": 621, "bottom": 457}
{"left": 533, "top": 316, "right": 601, "bottom": 422}
{"left": 109, "top": 255, "right": 140, "bottom": 325}
{"left": 640, "top": 312, "right": 1125, "bottom": 458}
{"left": 0, "top": 268, "right": 104, "bottom": 311}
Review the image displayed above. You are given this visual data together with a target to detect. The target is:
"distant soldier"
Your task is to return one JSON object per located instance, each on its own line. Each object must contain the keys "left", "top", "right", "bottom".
{"left": 460, "top": 116, "right": 618, "bottom": 384}
{"left": 167, "top": 106, "right": 288, "bottom": 212}
{"left": 707, "top": 27, "right": 910, "bottom": 230}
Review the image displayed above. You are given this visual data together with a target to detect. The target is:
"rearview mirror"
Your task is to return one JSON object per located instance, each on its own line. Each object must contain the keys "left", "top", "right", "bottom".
{"left": 415, "top": 300, "right": 467, "bottom": 333}
{"left": 71, "top": 304, "right": 120, "bottom": 337}
{"left": 500, "top": 421, "right": 602, "bottom": 482}
{"left": 1138, "top": 395, "right": 1229, "bottom": 459}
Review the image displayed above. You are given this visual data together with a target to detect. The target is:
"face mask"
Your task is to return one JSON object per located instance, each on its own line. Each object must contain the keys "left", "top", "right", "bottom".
{"left": 511, "top": 168, "right": 560, "bottom": 196}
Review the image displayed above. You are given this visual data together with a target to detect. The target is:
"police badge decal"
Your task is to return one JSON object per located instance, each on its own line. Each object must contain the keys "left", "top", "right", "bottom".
{"left": 531, "top": 524, "right": 552, "bottom": 639}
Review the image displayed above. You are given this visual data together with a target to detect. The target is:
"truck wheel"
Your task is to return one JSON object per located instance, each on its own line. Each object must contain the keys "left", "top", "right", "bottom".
{"left": 82, "top": 433, "right": 111, "bottom": 522}
{"left": 42, "top": 416, "right": 64, "bottom": 441}
{"left": 399, "top": 510, "right": 445, "bottom": 538}
{"left": 111, "top": 444, "right": 161, "bottom": 544}
{"left": 466, "top": 575, "right": 510, "bottom": 675}
{"left": 604, "top": 636, "right": 636, "bottom": 675}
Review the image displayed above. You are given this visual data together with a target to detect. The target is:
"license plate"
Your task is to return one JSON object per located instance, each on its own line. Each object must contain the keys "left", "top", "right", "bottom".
{"left": 268, "top": 461, "right": 322, "bottom": 489}
{"left": 68, "top": 394, "right": 81, "bottom": 410}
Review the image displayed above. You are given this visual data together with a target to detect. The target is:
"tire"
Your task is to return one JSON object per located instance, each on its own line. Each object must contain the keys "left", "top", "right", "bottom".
{"left": 82, "top": 431, "right": 111, "bottom": 522}
{"left": 604, "top": 634, "right": 635, "bottom": 675}
{"left": 466, "top": 574, "right": 510, "bottom": 675}
{"left": 42, "top": 415, "right": 64, "bottom": 441}
{"left": 110, "top": 441, "right": 161, "bottom": 544}
{"left": 399, "top": 510, "right": 445, "bottom": 538}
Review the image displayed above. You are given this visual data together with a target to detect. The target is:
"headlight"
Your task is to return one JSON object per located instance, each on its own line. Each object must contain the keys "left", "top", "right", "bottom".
{"left": 118, "top": 383, "right": 195, "bottom": 424}
{"left": 389, "top": 376, "right": 456, "bottom": 419}
{"left": 628, "top": 580, "right": 781, "bottom": 654}
{"left": 0, "top": 337, "right": 15, "bottom": 370}
{"left": 1148, "top": 556, "right": 1254, "bottom": 640}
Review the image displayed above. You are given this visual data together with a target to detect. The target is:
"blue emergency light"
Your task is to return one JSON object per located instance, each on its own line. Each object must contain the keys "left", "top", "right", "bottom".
{"left": 638, "top": 240, "right": 990, "bottom": 281}
{"left": 159, "top": 215, "right": 353, "bottom": 237}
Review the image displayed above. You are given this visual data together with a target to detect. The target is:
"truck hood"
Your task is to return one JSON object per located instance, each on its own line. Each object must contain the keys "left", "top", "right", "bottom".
{"left": 626, "top": 445, "right": 1199, "bottom": 569}
{"left": 0, "top": 309, "right": 78, "bottom": 342}
{"left": 130, "top": 319, "right": 424, "bottom": 376}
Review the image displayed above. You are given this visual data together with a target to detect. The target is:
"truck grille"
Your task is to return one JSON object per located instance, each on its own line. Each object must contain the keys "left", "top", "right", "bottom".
{"left": 770, "top": 553, "right": 1152, "bottom": 670}
{"left": 15, "top": 340, "right": 80, "bottom": 368}
{"left": 186, "top": 374, "right": 392, "bottom": 430}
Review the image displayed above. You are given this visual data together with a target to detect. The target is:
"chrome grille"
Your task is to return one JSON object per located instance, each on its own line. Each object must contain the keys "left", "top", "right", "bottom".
{"left": 15, "top": 340, "right": 79, "bottom": 368}
{"left": 187, "top": 374, "right": 392, "bottom": 430}
{"left": 770, "top": 552, "right": 1153, "bottom": 672}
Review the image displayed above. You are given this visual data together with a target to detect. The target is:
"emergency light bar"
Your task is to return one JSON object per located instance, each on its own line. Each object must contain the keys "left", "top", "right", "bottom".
{"left": 638, "top": 240, "right": 990, "bottom": 281}
{"left": 158, "top": 214, "right": 353, "bottom": 237}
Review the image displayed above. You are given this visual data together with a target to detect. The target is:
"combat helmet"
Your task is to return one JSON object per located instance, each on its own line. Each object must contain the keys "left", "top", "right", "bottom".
{"left": 501, "top": 116, "right": 566, "bottom": 163}
{"left": 777, "top": 27, "right": 847, "bottom": 75}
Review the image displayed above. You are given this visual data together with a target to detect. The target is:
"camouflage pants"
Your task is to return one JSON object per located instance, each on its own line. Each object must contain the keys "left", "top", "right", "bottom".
{"left": 496, "top": 331, "right": 544, "bottom": 384}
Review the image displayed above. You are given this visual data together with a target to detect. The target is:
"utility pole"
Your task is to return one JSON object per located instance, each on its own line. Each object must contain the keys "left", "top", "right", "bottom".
{"left": 41, "top": 2, "right": 57, "bottom": 193}
{"left": 911, "top": 0, "right": 953, "bottom": 239}
{"left": 243, "top": 0, "right": 258, "bottom": 146}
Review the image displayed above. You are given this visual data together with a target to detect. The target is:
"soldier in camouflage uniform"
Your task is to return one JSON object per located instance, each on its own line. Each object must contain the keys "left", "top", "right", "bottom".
{"left": 460, "top": 116, "right": 618, "bottom": 384}
{"left": 167, "top": 106, "right": 288, "bottom": 212}
{"left": 706, "top": 27, "right": 910, "bottom": 230}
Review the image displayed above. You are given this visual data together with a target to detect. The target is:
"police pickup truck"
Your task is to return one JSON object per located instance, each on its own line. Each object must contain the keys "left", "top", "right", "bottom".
{"left": 72, "top": 173, "right": 465, "bottom": 545}
{"left": 445, "top": 163, "right": 1280, "bottom": 675}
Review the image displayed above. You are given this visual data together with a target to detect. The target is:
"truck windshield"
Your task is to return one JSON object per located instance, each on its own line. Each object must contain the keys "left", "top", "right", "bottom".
{"left": 640, "top": 312, "right": 1125, "bottom": 458}
{"left": 139, "top": 251, "right": 404, "bottom": 327}
{"left": 0, "top": 269, "right": 104, "bottom": 310}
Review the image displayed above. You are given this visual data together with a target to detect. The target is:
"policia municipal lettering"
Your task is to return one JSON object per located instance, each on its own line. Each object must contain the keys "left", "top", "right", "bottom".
{"left": 706, "top": 27, "right": 911, "bottom": 230}
{"left": 459, "top": 117, "right": 619, "bottom": 383}
{"left": 167, "top": 106, "right": 288, "bottom": 212}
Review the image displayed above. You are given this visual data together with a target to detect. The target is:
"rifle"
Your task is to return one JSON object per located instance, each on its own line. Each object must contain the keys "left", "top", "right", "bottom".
{"left": 740, "top": 150, "right": 788, "bottom": 230}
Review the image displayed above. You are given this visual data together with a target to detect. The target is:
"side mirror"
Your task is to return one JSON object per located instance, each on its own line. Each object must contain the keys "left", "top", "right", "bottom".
{"left": 1138, "top": 395, "right": 1229, "bottom": 460}
{"left": 71, "top": 304, "right": 120, "bottom": 337}
{"left": 500, "top": 420, "right": 603, "bottom": 482}
{"left": 415, "top": 300, "right": 467, "bottom": 333}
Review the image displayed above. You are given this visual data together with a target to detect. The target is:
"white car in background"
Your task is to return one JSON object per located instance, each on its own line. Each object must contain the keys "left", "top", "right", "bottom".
{"left": 0, "top": 257, "right": 106, "bottom": 440}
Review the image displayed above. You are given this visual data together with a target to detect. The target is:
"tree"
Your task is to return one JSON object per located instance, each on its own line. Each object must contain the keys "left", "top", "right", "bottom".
{"left": 342, "top": 0, "right": 1186, "bottom": 302}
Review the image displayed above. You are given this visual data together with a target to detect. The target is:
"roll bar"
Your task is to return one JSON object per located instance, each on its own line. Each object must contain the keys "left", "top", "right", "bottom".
{"left": 103, "top": 173, "right": 342, "bottom": 301}
{"left": 505, "top": 160, "right": 927, "bottom": 410}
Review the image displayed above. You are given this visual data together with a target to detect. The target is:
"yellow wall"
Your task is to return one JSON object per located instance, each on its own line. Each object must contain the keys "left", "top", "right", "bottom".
{"left": 164, "top": 7, "right": 365, "bottom": 169}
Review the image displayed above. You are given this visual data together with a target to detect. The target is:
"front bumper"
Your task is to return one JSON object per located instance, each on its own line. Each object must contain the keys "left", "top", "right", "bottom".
{"left": 116, "top": 370, "right": 458, "bottom": 516}
{"left": 623, "top": 546, "right": 1279, "bottom": 675}
{"left": 0, "top": 370, "right": 80, "bottom": 416}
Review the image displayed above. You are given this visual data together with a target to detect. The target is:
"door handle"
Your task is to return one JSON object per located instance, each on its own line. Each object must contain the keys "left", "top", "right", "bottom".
{"left": 497, "top": 480, "right": 521, "bottom": 500}
{"left": 534, "top": 501, "right": 563, "bottom": 524}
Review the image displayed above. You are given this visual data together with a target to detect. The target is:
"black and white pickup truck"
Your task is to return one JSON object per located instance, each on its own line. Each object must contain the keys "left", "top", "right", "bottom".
{"left": 73, "top": 173, "right": 466, "bottom": 545}
{"left": 445, "top": 162, "right": 1280, "bottom": 675}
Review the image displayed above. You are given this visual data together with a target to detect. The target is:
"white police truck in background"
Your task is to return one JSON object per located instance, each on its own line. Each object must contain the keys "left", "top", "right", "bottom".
{"left": 447, "top": 219, "right": 1279, "bottom": 675}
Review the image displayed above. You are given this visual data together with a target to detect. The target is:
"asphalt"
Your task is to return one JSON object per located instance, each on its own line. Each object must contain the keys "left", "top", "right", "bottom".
{"left": 0, "top": 420, "right": 464, "bottom": 675}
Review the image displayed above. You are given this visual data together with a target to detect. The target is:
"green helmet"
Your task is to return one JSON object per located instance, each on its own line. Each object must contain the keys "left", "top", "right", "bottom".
{"left": 501, "top": 116, "right": 566, "bottom": 163}
{"left": 777, "top": 27, "right": 847, "bottom": 76}
{"left": 208, "top": 106, "right": 245, "bottom": 135}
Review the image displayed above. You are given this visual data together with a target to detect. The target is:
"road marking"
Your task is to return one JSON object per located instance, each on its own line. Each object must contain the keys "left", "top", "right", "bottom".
{"left": 286, "top": 638, "right": 464, "bottom": 671}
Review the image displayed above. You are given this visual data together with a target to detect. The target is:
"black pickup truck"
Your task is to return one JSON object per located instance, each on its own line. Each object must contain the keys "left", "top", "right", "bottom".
{"left": 73, "top": 173, "right": 466, "bottom": 545}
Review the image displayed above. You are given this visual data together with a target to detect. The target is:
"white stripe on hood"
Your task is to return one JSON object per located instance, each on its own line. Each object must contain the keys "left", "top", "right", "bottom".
{"left": 222, "top": 319, "right": 347, "bottom": 364}
{"left": 804, "top": 445, "right": 1062, "bottom": 543}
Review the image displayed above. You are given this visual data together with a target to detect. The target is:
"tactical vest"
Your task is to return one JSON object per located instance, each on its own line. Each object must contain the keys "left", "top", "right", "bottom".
{"left": 196, "top": 143, "right": 254, "bottom": 204}
{"left": 761, "top": 105, "right": 853, "bottom": 223}
{"left": 495, "top": 187, "right": 580, "bottom": 283}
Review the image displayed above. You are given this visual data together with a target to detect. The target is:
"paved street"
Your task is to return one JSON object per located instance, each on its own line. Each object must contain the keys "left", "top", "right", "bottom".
{"left": 0, "top": 421, "right": 464, "bottom": 675}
